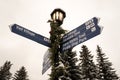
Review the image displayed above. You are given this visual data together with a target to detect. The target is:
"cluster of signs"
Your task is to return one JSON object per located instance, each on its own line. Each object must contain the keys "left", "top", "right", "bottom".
{"left": 10, "top": 17, "right": 102, "bottom": 74}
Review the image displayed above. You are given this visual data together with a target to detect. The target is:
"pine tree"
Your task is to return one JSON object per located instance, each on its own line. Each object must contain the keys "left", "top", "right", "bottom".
{"left": 59, "top": 49, "right": 81, "bottom": 80}
{"left": 0, "top": 61, "right": 12, "bottom": 80}
{"left": 49, "top": 20, "right": 81, "bottom": 80}
{"left": 79, "top": 45, "right": 97, "bottom": 80}
{"left": 96, "top": 45, "right": 119, "bottom": 80}
{"left": 49, "top": 20, "right": 66, "bottom": 80}
{"left": 13, "top": 66, "right": 29, "bottom": 80}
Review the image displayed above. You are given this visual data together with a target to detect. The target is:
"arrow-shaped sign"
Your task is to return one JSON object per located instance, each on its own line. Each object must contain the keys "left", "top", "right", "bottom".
{"left": 61, "top": 17, "right": 101, "bottom": 52}
{"left": 61, "top": 25, "right": 102, "bottom": 51}
{"left": 62, "top": 17, "right": 100, "bottom": 43}
{"left": 10, "top": 24, "right": 51, "bottom": 47}
{"left": 42, "top": 49, "right": 51, "bottom": 74}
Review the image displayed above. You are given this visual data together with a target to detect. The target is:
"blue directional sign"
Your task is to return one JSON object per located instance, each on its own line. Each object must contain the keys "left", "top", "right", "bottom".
{"left": 10, "top": 24, "right": 51, "bottom": 47}
{"left": 42, "top": 50, "right": 51, "bottom": 74}
{"left": 62, "top": 17, "right": 100, "bottom": 43}
{"left": 61, "top": 25, "right": 102, "bottom": 52}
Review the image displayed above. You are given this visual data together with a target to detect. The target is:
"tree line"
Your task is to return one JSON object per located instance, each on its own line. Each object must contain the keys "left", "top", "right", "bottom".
{"left": 49, "top": 45, "right": 119, "bottom": 80}
{"left": 0, "top": 61, "right": 29, "bottom": 80}
{"left": 0, "top": 45, "right": 119, "bottom": 80}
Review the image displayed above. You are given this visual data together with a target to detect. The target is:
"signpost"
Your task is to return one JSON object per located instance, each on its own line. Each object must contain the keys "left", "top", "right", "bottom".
{"left": 61, "top": 25, "right": 101, "bottom": 51}
{"left": 10, "top": 17, "right": 102, "bottom": 74}
{"left": 61, "top": 17, "right": 101, "bottom": 51}
{"left": 62, "top": 17, "right": 100, "bottom": 43}
{"left": 10, "top": 24, "right": 51, "bottom": 47}
{"left": 10, "top": 24, "right": 51, "bottom": 74}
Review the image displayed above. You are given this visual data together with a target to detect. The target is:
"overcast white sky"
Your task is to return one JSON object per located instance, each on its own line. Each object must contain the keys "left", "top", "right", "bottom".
{"left": 0, "top": 0, "right": 120, "bottom": 80}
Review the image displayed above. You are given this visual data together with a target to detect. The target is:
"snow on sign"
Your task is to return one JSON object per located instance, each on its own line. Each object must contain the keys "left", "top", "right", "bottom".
{"left": 10, "top": 24, "right": 51, "bottom": 47}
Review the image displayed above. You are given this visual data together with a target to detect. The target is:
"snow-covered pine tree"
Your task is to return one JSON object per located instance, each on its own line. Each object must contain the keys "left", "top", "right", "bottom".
{"left": 96, "top": 45, "right": 119, "bottom": 80}
{"left": 60, "top": 49, "right": 81, "bottom": 80}
{"left": 49, "top": 20, "right": 66, "bottom": 80}
{"left": 79, "top": 45, "right": 97, "bottom": 80}
{"left": 13, "top": 66, "right": 29, "bottom": 80}
{"left": 0, "top": 61, "right": 12, "bottom": 80}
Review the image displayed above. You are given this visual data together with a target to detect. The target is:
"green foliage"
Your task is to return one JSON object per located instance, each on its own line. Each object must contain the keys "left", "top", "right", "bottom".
{"left": 49, "top": 21, "right": 66, "bottom": 80}
{"left": 13, "top": 66, "right": 29, "bottom": 80}
{"left": 49, "top": 21, "right": 66, "bottom": 66}
{"left": 49, "top": 66, "right": 64, "bottom": 80}
{"left": 96, "top": 45, "right": 119, "bottom": 80}
{"left": 79, "top": 45, "right": 97, "bottom": 80}
{"left": 60, "top": 49, "right": 81, "bottom": 80}
{"left": 0, "top": 61, "right": 12, "bottom": 80}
